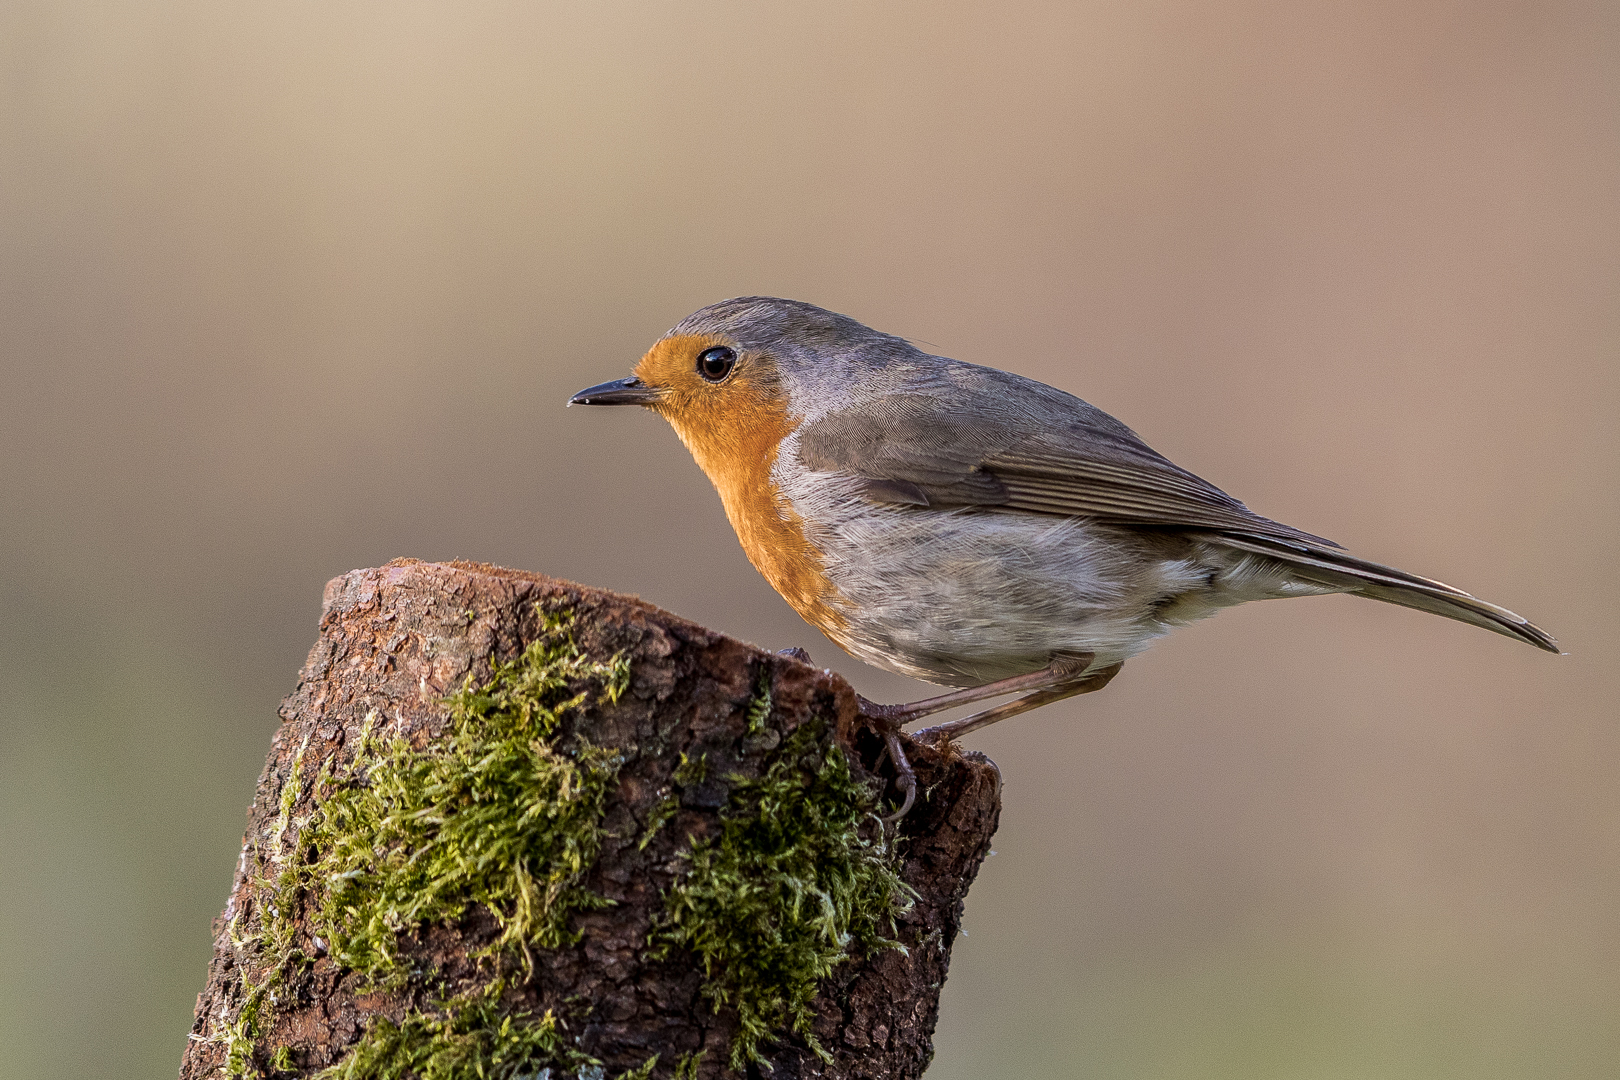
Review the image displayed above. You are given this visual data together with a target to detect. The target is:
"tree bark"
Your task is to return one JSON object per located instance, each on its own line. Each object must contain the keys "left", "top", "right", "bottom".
{"left": 180, "top": 559, "right": 1001, "bottom": 1080}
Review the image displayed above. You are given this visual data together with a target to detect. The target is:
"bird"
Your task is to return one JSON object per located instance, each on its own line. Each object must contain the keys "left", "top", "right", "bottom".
{"left": 569, "top": 297, "right": 1556, "bottom": 812}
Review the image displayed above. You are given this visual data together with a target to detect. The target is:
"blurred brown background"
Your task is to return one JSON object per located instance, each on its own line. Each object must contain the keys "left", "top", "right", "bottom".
{"left": 2, "top": 1, "right": 1615, "bottom": 1077}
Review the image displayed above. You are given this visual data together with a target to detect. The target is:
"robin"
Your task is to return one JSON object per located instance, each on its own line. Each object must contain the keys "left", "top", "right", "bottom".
{"left": 570, "top": 297, "right": 1556, "bottom": 813}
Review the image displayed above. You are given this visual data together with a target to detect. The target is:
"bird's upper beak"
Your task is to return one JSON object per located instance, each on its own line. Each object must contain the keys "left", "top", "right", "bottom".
{"left": 567, "top": 377, "right": 662, "bottom": 407}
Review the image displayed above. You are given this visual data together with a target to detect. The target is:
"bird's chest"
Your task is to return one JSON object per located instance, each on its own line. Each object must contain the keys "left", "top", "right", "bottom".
{"left": 717, "top": 467, "right": 835, "bottom": 626}
{"left": 669, "top": 416, "right": 847, "bottom": 638}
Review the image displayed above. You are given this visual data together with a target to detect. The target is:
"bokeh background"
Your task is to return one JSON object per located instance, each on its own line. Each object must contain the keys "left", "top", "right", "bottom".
{"left": 3, "top": 2, "right": 1616, "bottom": 1077}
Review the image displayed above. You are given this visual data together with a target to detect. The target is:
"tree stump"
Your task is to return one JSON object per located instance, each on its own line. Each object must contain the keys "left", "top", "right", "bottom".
{"left": 180, "top": 560, "right": 1001, "bottom": 1079}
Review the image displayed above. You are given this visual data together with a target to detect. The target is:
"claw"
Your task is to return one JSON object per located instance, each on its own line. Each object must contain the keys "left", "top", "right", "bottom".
{"left": 880, "top": 728, "right": 917, "bottom": 824}
{"left": 855, "top": 697, "right": 919, "bottom": 824}
{"left": 776, "top": 647, "right": 814, "bottom": 664}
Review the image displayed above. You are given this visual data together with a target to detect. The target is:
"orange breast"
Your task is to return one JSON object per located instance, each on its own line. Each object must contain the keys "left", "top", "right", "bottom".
{"left": 636, "top": 335, "right": 847, "bottom": 638}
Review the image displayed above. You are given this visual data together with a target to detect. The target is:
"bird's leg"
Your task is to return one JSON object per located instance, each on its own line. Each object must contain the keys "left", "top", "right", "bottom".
{"left": 855, "top": 652, "right": 1097, "bottom": 728}
{"left": 912, "top": 662, "right": 1123, "bottom": 743}
{"left": 851, "top": 652, "right": 1108, "bottom": 823}
{"left": 775, "top": 649, "right": 1117, "bottom": 821}
{"left": 782, "top": 647, "right": 1093, "bottom": 726}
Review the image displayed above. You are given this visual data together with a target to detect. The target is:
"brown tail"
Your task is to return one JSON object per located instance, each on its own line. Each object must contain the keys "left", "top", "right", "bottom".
{"left": 1200, "top": 532, "right": 1560, "bottom": 653}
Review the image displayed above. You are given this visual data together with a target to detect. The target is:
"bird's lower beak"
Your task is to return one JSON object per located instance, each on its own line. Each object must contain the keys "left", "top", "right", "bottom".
{"left": 567, "top": 377, "right": 661, "bottom": 406}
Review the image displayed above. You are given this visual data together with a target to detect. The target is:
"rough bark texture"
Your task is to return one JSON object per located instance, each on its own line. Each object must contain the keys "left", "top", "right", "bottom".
{"left": 181, "top": 559, "right": 1001, "bottom": 1080}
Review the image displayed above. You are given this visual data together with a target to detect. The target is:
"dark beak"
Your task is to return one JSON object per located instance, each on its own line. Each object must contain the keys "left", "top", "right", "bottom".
{"left": 567, "top": 377, "right": 661, "bottom": 407}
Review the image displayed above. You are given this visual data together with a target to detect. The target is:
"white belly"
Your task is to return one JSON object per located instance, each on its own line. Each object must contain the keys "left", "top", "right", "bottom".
{"left": 784, "top": 475, "right": 1332, "bottom": 687}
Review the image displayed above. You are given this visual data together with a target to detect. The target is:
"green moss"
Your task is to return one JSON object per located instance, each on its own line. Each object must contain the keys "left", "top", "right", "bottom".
{"left": 672, "top": 751, "right": 707, "bottom": 787}
{"left": 217, "top": 611, "right": 631, "bottom": 1079}
{"left": 218, "top": 967, "right": 274, "bottom": 1079}
{"left": 275, "top": 621, "right": 630, "bottom": 986}
{"left": 217, "top": 612, "right": 910, "bottom": 1078}
{"left": 637, "top": 794, "right": 679, "bottom": 851}
{"left": 742, "top": 667, "right": 772, "bottom": 736}
{"left": 270, "top": 729, "right": 312, "bottom": 865}
{"left": 649, "top": 718, "right": 913, "bottom": 1069}
{"left": 315, "top": 981, "right": 598, "bottom": 1080}
{"left": 615, "top": 1055, "right": 659, "bottom": 1080}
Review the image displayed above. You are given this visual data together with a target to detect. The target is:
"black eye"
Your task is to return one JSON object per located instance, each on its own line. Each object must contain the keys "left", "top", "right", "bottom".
{"left": 697, "top": 346, "right": 736, "bottom": 382}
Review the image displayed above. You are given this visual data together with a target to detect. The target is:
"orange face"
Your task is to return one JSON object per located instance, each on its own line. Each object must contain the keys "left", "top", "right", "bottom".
{"left": 633, "top": 334, "right": 846, "bottom": 636}
{"left": 632, "top": 333, "right": 762, "bottom": 471}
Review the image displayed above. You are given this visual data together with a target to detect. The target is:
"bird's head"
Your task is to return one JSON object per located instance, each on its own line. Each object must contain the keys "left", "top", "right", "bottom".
{"left": 568, "top": 296, "right": 922, "bottom": 480}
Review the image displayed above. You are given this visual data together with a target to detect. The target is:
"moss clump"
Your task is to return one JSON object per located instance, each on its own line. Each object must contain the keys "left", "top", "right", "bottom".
{"left": 215, "top": 612, "right": 630, "bottom": 1078}
{"left": 671, "top": 751, "right": 707, "bottom": 787}
{"left": 742, "top": 667, "right": 772, "bottom": 736}
{"left": 317, "top": 981, "right": 599, "bottom": 1080}
{"left": 637, "top": 795, "right": 679, "bottom": 851}
{"left": 276, "top": 621, "right": 630, "bottom": 986}
{"left": 318, "top": 980, "right": 657, "bottom": 1080}
{"left": 216, "top": 964, "right": 275, "bottom": 1079}
{"left": 649, "top": 718, "right": 913, "bottom": 1069}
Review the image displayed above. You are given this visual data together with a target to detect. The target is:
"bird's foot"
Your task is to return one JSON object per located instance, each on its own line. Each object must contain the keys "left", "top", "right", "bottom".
{"left": 856, "top": 701, "right": 918, "bottom": 825}
{"left": 779, "top": 647, "right": 916, "bottom": 823}
{"left": 782, "top": 648, "right": 1119, "bottom": 823}
{"left": 861, "top": 655, "right": 1124, "bottom": 820}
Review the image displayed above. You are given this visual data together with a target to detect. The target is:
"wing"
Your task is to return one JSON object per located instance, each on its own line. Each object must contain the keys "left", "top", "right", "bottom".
{"left": 793, "top": 368, "right": 1338, "bottom": 548}
{"left": 791, "top": 366, "right": 1559, "bottom": 653}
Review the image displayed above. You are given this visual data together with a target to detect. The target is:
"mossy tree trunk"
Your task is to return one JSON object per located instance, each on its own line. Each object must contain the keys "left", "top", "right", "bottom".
{"left": 180, "top": 560, "right": 1001, "bottom": 1080}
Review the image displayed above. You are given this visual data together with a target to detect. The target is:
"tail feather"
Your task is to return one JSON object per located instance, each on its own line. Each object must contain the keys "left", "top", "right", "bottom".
{"left": 1199, "top": 532, "right": 1560, "bottom": 653}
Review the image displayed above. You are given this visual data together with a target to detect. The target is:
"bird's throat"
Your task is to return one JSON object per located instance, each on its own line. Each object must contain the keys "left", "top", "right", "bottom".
{"left": 659, "top": 393, "right": 847, "bottom": 639}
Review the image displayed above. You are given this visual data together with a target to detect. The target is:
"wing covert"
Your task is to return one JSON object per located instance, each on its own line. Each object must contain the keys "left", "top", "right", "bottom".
{"left": 793, "top": 379, "right": 1338, "bottom": 548}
